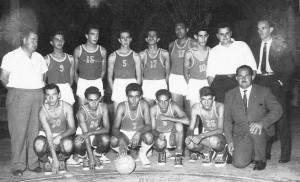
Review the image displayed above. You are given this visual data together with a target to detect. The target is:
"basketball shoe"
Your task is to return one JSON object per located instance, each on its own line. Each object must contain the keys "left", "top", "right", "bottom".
{"left": 174, "top": 153, "right": 183, "bottom": 167}
{"left": 59, "top": 160, "right": 67, "bottom": 173}
{"left": 202, "top": 150, "right": 215, "bottom": 166}
{"left": 157, "top": 151, "right": 166, "bottom": 166}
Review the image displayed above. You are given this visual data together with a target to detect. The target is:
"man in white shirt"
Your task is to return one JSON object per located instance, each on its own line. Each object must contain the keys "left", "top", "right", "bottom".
{"left": 206, "top": 23, "right": 257, "bottom": 103}
{"left": 0, "top": 29, "right": 48, "bottom": 176}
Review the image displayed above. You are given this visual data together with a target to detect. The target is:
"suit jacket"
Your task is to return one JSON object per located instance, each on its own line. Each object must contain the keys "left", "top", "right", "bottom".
{"left": 224, "top": 84, "right": 283, "bottom": 144}
{"left": 250, "top": 40, "right": 294, "bottom": 90}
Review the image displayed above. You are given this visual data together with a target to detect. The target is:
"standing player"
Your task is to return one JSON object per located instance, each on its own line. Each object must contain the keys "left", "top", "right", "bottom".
{"left": 33, "top": 84, "right": 76, "bottom": 175}
{"left": 185, "top": 87, "right": 227, "bottom": 167}
{"left": 74, "top": 86, "right": 110, "bottom": 171}
{"left": 110, "top": 83, "right": 153, "bottom": 167}
{"left": 168, "top": 21, "right": 193, "bottom": 111}
{"left": 45, "top": 31, "right": 75, "bottom": 105}
{"left": 74, "top": 24, "right": 107, "bottom": 106}
{"left": 151, "top": 89, "right": 189, "bottom": 167}
{"left": 107, "top": 30, "right": 142, "bottom": 112}
{"left": 139, "top": 30, "right": 170, "bottom": 106}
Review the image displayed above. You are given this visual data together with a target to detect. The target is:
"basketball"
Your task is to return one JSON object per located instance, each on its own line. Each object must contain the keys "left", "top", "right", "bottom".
{"left": 114, "top": 155, "right": 136, "bottom": 175}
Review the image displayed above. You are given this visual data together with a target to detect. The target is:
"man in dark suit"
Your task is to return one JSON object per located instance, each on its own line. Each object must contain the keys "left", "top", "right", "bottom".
{"left": 224, "top": 65, "right": 282, "bottom": 170}
{"left": 250, "top": 19, "right": 294, "bottom": 163}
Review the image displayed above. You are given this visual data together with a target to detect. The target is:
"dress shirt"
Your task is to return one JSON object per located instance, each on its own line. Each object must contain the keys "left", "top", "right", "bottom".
{"left": 257, "top": 39, "right": 273, "bottom": 74}
{"left": 239, "top": 85, "right": 252, "bottom": 107}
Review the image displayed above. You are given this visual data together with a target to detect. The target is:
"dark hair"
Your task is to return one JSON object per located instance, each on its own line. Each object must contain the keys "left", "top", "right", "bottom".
{"left": 155, "top": 89, "right": 171, "bottom": 100}
{"left": 119, "top": 30, "right": 131, "bottom": 38}
{"left": 195, "top": 25, "right": 209, "bottom": 35}
{"left": 126, "top": 83, "right": 142, "bottom": 96}
{"left": 84, "top": 86, "right": 101, "bottom": 99}
{"left": 216, "top": 22, "right": 232, "bottom": 32}
{"left": 50, "top": 30, "right": 64, "bottom": 41}
{"left": 199, "top": 87, "right": 215, "bottom": 97}
{"left": 86, "top": 24, "right": 99, "bottom": 35}
{"left": 20, "top": 29, "right": 37, "bottom": 45}
{"left": 236, "top": 65, "right": 253, "bottom": 75}
{"left": 258, "top": 19, "right": 274, "bottom": 28}
{"left": 146, "top": 29, "right": 159, "bottom": 38}
{"left": 174, "top": 20, "right": 188, "bottom": 28}
{"left": 43, "top": 83, "right": 60, "bottom": 94}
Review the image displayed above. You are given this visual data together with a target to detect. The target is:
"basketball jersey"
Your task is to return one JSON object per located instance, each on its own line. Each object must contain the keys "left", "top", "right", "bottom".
{"left": 188, "top": 48, "right": 209, "bottom": 80}
{"left": 199, "top": 102, "right": 219, "bottom": 133}
{"left": 143, "top": 48, "right": 166, "bottom": 80}
{"left": 46, "top": 53, "right": 71, "bottom": 84}
{"left": 170, "top": 38, "right": 191, "bottom": 75}
{"left": 79, "top": 104, "right": 103, "bottom": 132}
{"left": 113, "top": 51, "right": 136, "bottom": 79}
{"left": 78, "top": 45, "right": 104, "bottom": 80}
{"left": 155, "top": 104, "right": 175, "bottom": 133}
{"left": 42, "top": 101, "right": 67, "bottom": 134}
{"left": 121, "top": 101, "right": 144, "bottom": 131}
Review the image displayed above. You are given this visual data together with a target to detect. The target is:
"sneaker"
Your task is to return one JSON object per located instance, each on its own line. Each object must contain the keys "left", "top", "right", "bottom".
{"left": 214, "top": 150, "right": 228, "bottom": 167}
{"left": 93, "top": 150, "right": 111, "bottom": 164}
{"left": 66, "top": 156, "right": 81, "bottom": 167}
{"left": 157, "top": 152, "right": 166, "bottom": 166}
{"left": 139, "top": 151, "right": 151, "bottom": 167}
{"left": 174, "top": 154, "right": 183, "bottom": 167}
{"left": 43, "top": 161, "right": 52, "bottom": 175}
{"left": 59, "top": 160, "right": 67, "bottom": 173}
{"left": 165, "top": 149, "right": 172, "bottom": 159}
{"left": 202, "top": 150, "right": 215, "bottom": 167}
{"left": 95, "top": 157, "right": 104, "bottom": 170}
{"left": 189, "top": 152, "right": 198, "bottom": 163}
{"left": 82, "top": 158, "right": 89, "bottom": 171}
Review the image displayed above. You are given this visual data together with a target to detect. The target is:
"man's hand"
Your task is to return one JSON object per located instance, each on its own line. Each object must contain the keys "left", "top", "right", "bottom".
{"left": 130, "top": 132, "right": 141, "bottom": 148}
{"left": 89, "top": 156, "right": 96, "bottom": 172}
{"left": 185, "top": 135, "right": 193, "bottom": 145}
{"left": 52, "top": 157, "right": 59, "bottom": 175}
{"left": 249, "top": 122, "right": 263, "bottom": 135}
{"left": 76, "top": 133, "right": 90, "bottom": 143}
{"left": 228, "top": 142, "right": 234, "bottom": 156}
{"left": 119, "top": 139, "right": 128, "bottom": 155}
{"left": 52, "top": 135, "right": 62, "bottom": 146}
{"left": 192, "top": 133, "right": 205, "bottom": 144}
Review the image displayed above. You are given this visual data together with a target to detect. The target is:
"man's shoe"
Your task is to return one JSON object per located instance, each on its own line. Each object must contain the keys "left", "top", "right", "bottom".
{"left": 82, "top": 158, "right": 89, "bottom": 171}
{"left": 12, "top": 169, "right": 23, "bottom": 176}
{"left": 43, "top": 161, "right": 52, "bottom": 175}
{"left": 202, "top": 150, "right": 215, "bottom": 167}
{"left": 279, "top": 157, "right": 291, "bottom": 163}
{"left": 59, "top": 160, "right": 67, "bottom": 173}
{"left": 29, "top": 166, "right": 43, "bottom": 173}
{"left": 93, "top": 150, "right": 111, "bottom": 164}
{"left": 214, "top": 149, "right": 228, "bottom": 167}
{"left": 188, "top": 152, "right": 198, "bottom": 163}
{"left": 253, "top": 161, "right": 266, "bottom": 170}
{"left": 95, "top": 157, "right": 104, "bottom": 170}
{"left": 174, "top": 154, "right": 183, "bottom": 168}
{"left": 66, "top": 155, "right": 81, "bottom": 166}
{"left": 158, "top": 152, "right": 166, "bottom": 166}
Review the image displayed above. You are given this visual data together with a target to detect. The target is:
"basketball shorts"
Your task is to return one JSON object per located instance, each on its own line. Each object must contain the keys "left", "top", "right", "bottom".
{"left": 120, "top": 129, "right": 136, "bottom": 141}
{"left": 76, "top": 77, "right": 104, "bottom": 99}
{"left": 76, "top": 127, "right": 101, "bottom": 147}
{"left": 38, "top": 131, "right": 62, "bottom": 151}
{"left": 187, "top": 79, "right": 209, "bottom": 102}
{"left": 111, "top": 78, "right": 137, "bottom": 102}
{"left": 169, "top": 74, "right": 187, "bottom": 96}
{"left": 142, "top": 79, "right": 167, "bottom": 100}
{"left": 56, "top": 83, "right": 75, "bottom": 105}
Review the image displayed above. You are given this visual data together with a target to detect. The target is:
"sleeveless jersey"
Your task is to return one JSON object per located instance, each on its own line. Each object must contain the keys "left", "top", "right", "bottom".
{"left": 170, "top": 38, "right": 191, "bottom": 75}
{"left": 143, "top": 48, "right": 166, "bottom": 80}
{"left": 199, "top": 102, "right": 219, "bottom": 133}
{"left": 46, "top": 53, "right": 71, "bottom": 84}
{"left": 113, "top": 51, "right": 136, "bottom": 79}
{"left": 188, "top": 48, "right": 209, "bottom": 80}
{"left": 155, "top": 104, "right": 175, "bottom": 133}
{"left": 121, "top": 101, "right": 144, "bottom": 131}
{"left": 78, "top": 45, "right": 104, "bottom": 80}
{"left": 80, "top": 104, "right": 103, "bottom": 132}
{"left": 42, "top": 101, "right": 67, "bottom": 134}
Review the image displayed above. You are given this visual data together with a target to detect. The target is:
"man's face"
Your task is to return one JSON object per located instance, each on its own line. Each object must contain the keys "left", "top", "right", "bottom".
{"left": 127, "top": 91, "right": 141, "bottom": 109}
{"left": 194, "top": 31, "right": 209, "bottom": 46}
{"left": 86, "top": 93, "right": 101, "bottom": 110}
{"left": 145, "top": 31, "right": 159, "bottom": 45}
{"left": 23, "top": 32, "right": 38, "bottom": 53}
{"left": 45, "top": 88, "right": 60, "bottom": 106}
{"left": 51, "top": 34, "right": 65, "bottom": 50}
{"left": 257, "top": 20, "right": 273, "bottom": 41}
{"left": 236, "top": 68, "right": 254, "bottom": 89}
{"left": 86, "top": 29, "right": 99, "bottom": 44}
{"left": 200, "top": 95, "right": 214, "bottom": 111}
{"left": 217, "top": 27, "right": 232, "bottom": 46}
{"left": 175, "top": 23, "right": 188, "bottom": 39}
{"left": 118, "top": 32, "right": 132, "bottom": 47}
{"left": 157, "top": 94, "right": 170, "bottom": 113}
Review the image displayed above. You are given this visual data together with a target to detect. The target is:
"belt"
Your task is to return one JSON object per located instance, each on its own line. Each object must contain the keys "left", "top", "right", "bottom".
{"left": 257, "top": 72, "right": 275, "bottom": 76}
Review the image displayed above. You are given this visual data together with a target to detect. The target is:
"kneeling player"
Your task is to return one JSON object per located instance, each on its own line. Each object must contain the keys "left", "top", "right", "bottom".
{"left": 185, "top": 87, "right": 227, "bottom": 167}
{"left": 110, "top": 83, "right": 153, "bottom": 167}
{"left": 151, "top": 89, "right": 189, "bottom": 167}
{"left": 34, "top": 84, "right": 76, "bottom": 175}
{"left": 74, "top": 87, "right": 110, "bottom": 171}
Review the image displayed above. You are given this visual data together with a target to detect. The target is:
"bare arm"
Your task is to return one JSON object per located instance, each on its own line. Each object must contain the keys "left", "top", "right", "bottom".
{"left": 73, "top": 46, "right": 80, "bottom": 84}
{"left": 161, "top": 49, "right": 170, "bottom": 85}
{"left": 107, "top": 53, "right": 116, "bottom": 92}
{"left": 43, "top": 56, "right": 50, "bottom": 83}
{"left": 133, "top": 52, "right": 142, "bottom": 84}
{"left": 160, "top": 102, "right": 189, "bottom": 125}
{"left": 59, "top": 102, "right": 76, "bottom": 138}
{"left": 137, "top": 101, "right": 152, "bottom": 134}
{"left": 187, "top": 104, "right": 198, "bottom": 136}
{"left": 69, "top": 55, "right": 75, "bottom": 86}
{"left": 150, "top": 105, "right": 160, "bottom": 138}
{"left": 183, "top": 50, "right": 192, "bottom": 83}
{"left": 100, "top": 47, "right": 107, "bottom": 80}
{"left": 139, "top": 51, "right": 146, "bottom": 84}
{"left": 0, "top": 68, "right": 10, "bottom": 89}
{"left": 112, "top": 103, "right": 126, "bottom": 140}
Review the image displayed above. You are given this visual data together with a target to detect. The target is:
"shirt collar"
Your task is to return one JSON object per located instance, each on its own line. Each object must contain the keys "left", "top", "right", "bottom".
{"left": 262, "top": 38, "right": 272, "bottom": 46}
{"left": 239, "top": 84, "right": 252, "bottom": 94}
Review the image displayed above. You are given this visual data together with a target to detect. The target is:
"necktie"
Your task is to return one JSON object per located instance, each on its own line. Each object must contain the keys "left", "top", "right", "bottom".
{"left": 261, "top": 43, "right": 267, "bottom": 74}
{"left": 243, "top": 90, "right": 247, "bottom": 115}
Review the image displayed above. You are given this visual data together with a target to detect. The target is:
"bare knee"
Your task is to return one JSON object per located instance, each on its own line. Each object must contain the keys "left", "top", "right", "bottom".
{"left": 154, "top": 138, "right": 167, "bottom": 152}
{"left": 61, "top": 137, "right": 74, "bottom": 153}
{"left": 110, "top": 136, "right": 119, "bottom": 148}
{"left": 175, "top": 123, "right": 183, "bottom": 134}
{"left": 209, "top": 135, "right": 226, "bottom": 152}
{"left": 34, "top": 136, "right": 47, "bottom": 153}
{"left": 142, "top": 132, "right": 153, "bottom": 145}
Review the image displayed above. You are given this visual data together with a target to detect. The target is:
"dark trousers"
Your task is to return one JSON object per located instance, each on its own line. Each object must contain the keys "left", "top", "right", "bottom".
{"left": 254, "top": 75, "right": 291, "bottom": 159}
{"left": 211, "top": 75, "right": 238, "bottom": 103}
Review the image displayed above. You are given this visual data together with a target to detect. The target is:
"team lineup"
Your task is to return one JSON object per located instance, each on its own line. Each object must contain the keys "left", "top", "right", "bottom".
{"left": 0, "top": 18, "right": 293, "bottom": 176}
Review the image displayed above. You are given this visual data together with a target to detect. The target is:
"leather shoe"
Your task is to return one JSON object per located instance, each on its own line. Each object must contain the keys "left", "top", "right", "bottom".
{"left": 12, "top": 169, "right": 23, "bottom": 176}
{"left": 253, "top": 161, "right": 266, "bottom": 170}
{"left": 28, "top": 166, "right": 43, "bottom": 173}
{"left": 279, "top": 157, "right": 290, "bottom": 163}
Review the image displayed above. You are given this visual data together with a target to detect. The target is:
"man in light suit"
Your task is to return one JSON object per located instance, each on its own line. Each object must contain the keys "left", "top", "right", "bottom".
{"left": 250, "top": 19, "right": 294, "bottom": 163}
{"left": 224, "top": 65, "right": 282, "bottom": 170}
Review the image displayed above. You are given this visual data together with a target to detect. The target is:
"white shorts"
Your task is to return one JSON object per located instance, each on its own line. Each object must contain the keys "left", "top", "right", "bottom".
{"left": 76, "top": 77, "right": 104, "bottom": 99}
{"left": 142, "top": 79, "right": 167, "bottom": 100}
{"left": 186, "top": 79, "right": 209, "bottom": 102}
{"left": 76, "top": 127, "right": 101, "bottom": 147}
{"left": 57, "top": 83, "right": 75, "bottom": 105}
{"left": 38, "top": 131, "right": 59, "bottom": 137}
{"left": 120, "top": 129, "right": 136, "bottom": 141}
{"left": 169, "top": 74, "right": 187, "bottom": 96}
{"left": 111, "top": 79, "right": 136, "bottom": 102}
